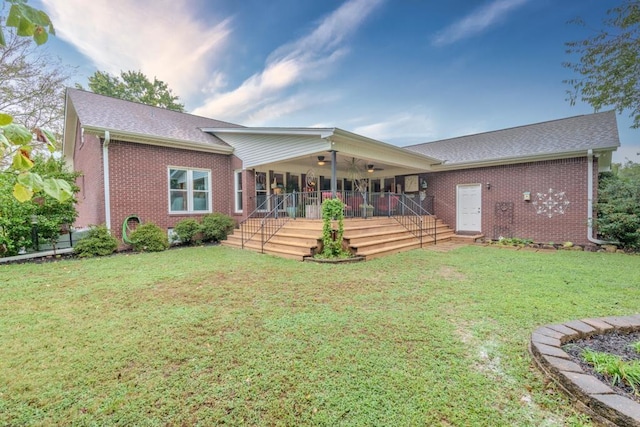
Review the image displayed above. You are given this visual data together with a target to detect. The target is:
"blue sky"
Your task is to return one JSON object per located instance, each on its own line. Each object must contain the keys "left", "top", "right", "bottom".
{"left": 34, "top": 0, "right": 640, "bottom": 162}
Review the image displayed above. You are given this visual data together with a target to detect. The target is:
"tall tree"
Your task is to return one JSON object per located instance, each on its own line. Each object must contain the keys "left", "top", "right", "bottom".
{"left": 0, "top": 31, "right": 72, "bottom": 155}
{"left": 564, "top": 1, "right": 640, "bottom": 127}
{"left": 81, "top": 70, "right": 185, "bottom": 112}
{"left": 0, "top": 0, "right": 72, "bottom": 203}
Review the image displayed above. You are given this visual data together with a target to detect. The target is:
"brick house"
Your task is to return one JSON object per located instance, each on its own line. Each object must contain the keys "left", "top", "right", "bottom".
{"left": 62, "top": 88, "right": 619, "bottom": 253}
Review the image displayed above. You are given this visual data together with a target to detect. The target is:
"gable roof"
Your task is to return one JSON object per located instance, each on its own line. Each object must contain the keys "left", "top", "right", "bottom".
{"left": 404, "top": 111, "right": 620, "bottom": 169}
{"left": 64, "top": 88, "right": 241, "bottom": 153}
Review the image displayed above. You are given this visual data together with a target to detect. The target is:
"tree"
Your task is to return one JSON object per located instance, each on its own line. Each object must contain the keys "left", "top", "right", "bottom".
{"left": 596, "top": 161, "right": 640, "bottom": 250}
{"left": 80, "top": 70, "right": 185, "bottom": 112}
{"left": 0, "top": 0, "right": 55, "bottom": 47}
{"left": 564, "top": 1, "right": 640, "bottom": 127}
{"left": 0, "top": 0, "right": 71, "bottom": 203}
{"left": 1, "top": 31, "right": 72, "bottom": 157}
{"left": 0, "top": 155, "right": 79, "bottom": 256}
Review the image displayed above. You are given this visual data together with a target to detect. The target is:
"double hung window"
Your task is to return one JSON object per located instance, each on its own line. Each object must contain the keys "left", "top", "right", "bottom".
{"left": 169, "top": 168, "right": 211, "bottom": 213}
{"left": 234, "top": 170, "right": 243, "bottom": 213}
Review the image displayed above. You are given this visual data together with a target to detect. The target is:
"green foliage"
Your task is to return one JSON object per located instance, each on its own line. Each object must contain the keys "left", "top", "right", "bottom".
{"left": 319, "top": 197, "right": 349, "bottom": 258}
{"left": 200, "top": 213, "right": 235, "bottom": 242}
{"left": 129, "top": 223, "right": 169, "bottom": 252}
{"left": 0, "top": 156, "right": 78, "bottom": 256}
{"left": 582, "top": 348, "right": 640, "bottom": 394}
{"left": 173, "top": 218, "right": 202, "bottom": 245}
{"left": 0, "top": 181, "right": 34, "bottom": 255}
{"left": 1, "top": 0, "right": 55, "bottom": 47}
{"left": 494, "top": 236, "right": 533, "bottom": 247}
{"left": 596, "top": 165, "right": 640, "bottom": 249}
{"left": 73, "top": 225, "right": 118, "bottom": 258}
{"left": 631, "top": 341, "right": 640, "bottom": 353}
{"left": 564, "top": 1, "right": 640, "bottom": 127}
{"left": 79, "top": 70, "right": 185, "bottom": 112}
{"left": 0, "top": 3, "right": 72, "bottom": 203}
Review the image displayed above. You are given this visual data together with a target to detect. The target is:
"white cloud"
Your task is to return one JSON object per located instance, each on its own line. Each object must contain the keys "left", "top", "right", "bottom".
{"left": 353, "top": 112, "right": 438, "bottom": 144}
{"left": 244, "top": 92, "right": 342, "bottom": 127}
{"left": 431, "top": 0, "right": 529, "bottom": 47}
{"left": 41, "top": 0, "right": 231, "bottom": 99}
{"left": 192, "top": 0, "right": 384, "bottom": 122}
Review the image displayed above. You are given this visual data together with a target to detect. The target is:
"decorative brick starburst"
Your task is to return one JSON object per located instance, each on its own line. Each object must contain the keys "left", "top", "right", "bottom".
{"left": 532, "top": 188, "right": 570, "bottom": 218}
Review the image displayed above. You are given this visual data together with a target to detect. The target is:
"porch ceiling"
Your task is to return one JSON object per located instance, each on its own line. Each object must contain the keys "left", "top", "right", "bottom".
{"left": 203, "top": 127, "right": 441, "bottom": 176}
{"left": 264, "top": 151, "right": 424, "bottom": 178}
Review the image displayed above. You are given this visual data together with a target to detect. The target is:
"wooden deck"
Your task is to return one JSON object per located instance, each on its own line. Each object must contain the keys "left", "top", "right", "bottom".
{"left": 222, "top": 216, "right": 479, "bottom": 261}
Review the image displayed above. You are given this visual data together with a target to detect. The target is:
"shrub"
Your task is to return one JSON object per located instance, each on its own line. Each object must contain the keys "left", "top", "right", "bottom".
{"left": 0, "top": 156, "right": 79, "bottom": 256}
{"left": 320, "top": 198, "right": 349, "bottom": 258}
{"left": 73, "top": 225, "right": 118, "bottom": 258}
{"left": 582, "top": 348, "right": 640, "bottom": 394}
{"left": 129, "top": 223, "right": 169, "bottom": 252}
{"left": 201, "top": 213, "right": 235, "bottom": 242}
{"left": 596, "top": 168, "right": 640, "bottom": 250}
{"left": 173, "top": 218, "right": 202, "bottom": 245}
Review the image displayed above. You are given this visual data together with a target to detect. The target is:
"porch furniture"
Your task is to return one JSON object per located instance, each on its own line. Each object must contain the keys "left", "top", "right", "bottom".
{"left": 378, "top": 195, "right": 400, "bottom": 215}
{"left": 345, "top": 193, "right": 364, "bottom": 217}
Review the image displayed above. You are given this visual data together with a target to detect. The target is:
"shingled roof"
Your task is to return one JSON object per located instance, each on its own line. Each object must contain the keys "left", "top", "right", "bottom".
{"left": 66, "top": 88, "right": 242, "bottom": 147}
{"left": 404, "top": 111, "right": 620, "bottom": 166}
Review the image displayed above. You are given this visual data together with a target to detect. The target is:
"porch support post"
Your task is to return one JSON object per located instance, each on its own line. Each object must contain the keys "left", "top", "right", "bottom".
{"left": 330, "top": 150, "right": 337, "bottom": 197}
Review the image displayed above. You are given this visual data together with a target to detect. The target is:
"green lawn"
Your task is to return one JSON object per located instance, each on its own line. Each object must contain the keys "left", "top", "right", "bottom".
{"left": 1, "top": 245, "right": 638, "bottom": 426}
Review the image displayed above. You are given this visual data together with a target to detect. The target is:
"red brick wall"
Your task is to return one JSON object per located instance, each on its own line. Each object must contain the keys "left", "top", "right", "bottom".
{"left": 72, "top": 129, "right": 105, "bottom": 228}
{"left": 424, "top": 157, "right": 596, "bottom": 245}
{"left": 107, "top": 140, "right": 232, "bottom": 240}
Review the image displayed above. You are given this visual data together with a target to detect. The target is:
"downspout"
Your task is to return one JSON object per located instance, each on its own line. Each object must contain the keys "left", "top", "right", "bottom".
{"left": 587, "top": 149, "right": 615, "bottom": 245}
{"left": 103, "top": 131, "right": 111, "bottom": 231}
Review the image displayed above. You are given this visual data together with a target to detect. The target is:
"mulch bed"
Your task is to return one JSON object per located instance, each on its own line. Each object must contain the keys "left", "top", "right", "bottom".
{"left": 563, "top": 331, "right": 640, "bottom": 403}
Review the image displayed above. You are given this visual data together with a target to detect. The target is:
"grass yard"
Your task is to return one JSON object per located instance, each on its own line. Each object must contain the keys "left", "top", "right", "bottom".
{"left": 1, "top": 245, "right": 639, "bottom": 426}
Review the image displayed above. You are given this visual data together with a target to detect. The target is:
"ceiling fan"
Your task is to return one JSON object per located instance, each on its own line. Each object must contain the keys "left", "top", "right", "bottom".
{"left": 366, "top": 164, "right": 384, "bottom": 173}
{"left": 317, "top": 155, "right": 332, "bottom": 166}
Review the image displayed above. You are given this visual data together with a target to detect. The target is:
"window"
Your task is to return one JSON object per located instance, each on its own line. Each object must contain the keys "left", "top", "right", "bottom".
{"left": 169, "top": 168, "right": 211, "bottom": 213}
{"left": 234, "top": 170, "right": 243, "bottom": 213}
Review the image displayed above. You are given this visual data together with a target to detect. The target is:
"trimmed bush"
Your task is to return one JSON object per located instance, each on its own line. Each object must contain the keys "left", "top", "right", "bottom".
{"left": 201, "top": 213, "right": 235, "bottom": 242}
{"left": 129, "top": 223, "right": 169, "bottom": 252}
{"left": 73, "top": 225, "right": 118, "bottom": 258}
{"left": 173, "top": 218, "right": 202, "bottom": 245}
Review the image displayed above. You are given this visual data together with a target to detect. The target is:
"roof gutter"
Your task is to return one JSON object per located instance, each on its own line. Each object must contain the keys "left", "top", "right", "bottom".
{"left": 83, "top": 126, "right": 234, "bottom": 155}
{"left": 103, "top": 131, "right": 111, "bottom": 231}
{"left": 587, "top": 149, "right": 616, "bottom": 245}
{"left": 428, "top": 147, "right": 620, "bottom": 171}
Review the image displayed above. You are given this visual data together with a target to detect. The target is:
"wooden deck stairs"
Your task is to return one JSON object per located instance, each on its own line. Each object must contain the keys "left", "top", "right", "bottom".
{"left": 222, "top": 216, "right": 466, "bottom": 261}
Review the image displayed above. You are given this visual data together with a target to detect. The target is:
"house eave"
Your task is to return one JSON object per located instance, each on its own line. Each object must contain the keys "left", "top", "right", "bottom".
{"left": 430, "top": 147, "right": 619, "bottom": 171}
{"left": 202, "top": 127, "right": 336, "bottom": 139}
{"left": 205, "top": 126, "right": 442, "bottom": 170}
{"left": 82, "top": 126, "right": 234, "bottom": 155}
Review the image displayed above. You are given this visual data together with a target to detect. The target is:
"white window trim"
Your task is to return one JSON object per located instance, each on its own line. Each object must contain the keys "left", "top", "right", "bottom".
{"left": 234, "top": 170, "right": 243, "bottom": 213}
{"left": 168, "top": 166, "right": 212, "bottom": 214}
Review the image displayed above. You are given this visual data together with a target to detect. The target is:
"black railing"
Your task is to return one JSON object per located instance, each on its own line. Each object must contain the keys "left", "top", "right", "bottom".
{"left": 239, "top": 190, "right": 438, "bottom": 250}
{"left": 241, "top": 193, "right": 294, "bottom": 252}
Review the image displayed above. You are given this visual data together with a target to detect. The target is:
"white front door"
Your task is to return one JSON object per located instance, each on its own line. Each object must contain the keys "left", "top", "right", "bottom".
{"left": 456, "top": 184, "right": 482, "bottom": 232}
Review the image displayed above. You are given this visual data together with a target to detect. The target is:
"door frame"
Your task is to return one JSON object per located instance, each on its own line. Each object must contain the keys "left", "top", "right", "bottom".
{"left": 456, "top": 183, "right": 482, "bottom": 232}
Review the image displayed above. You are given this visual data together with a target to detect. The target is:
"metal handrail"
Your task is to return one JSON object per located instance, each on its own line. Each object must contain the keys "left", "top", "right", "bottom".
{"left": 240, "top": 193, "right": 293, "bottom": 252}
{"left": 372, "top": 192, "right": 438, "bottom": 247}
{"left": 237, "top": 190, "right": 439, "bottom": 251}
{"left": 389, "top": 194, "right": 425, "bottom": 247}
{"left": 399, "top": 193, "right": 437, "bottom": 244}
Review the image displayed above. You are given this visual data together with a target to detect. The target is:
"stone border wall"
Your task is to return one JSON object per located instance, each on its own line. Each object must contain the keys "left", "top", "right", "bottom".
{"left": 530, "top": 315, "right": 640, "bottom": 427}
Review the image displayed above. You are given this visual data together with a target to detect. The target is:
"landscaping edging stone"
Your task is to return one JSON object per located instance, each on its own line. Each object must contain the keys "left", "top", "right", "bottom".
{"left": 303, "top": 255, "right": 365, "bottom": 263}
{"left": 529, "top": 315, "right": 640, "bottom": 427}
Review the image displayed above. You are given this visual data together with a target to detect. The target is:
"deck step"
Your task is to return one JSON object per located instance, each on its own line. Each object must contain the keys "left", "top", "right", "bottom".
{"left": 223, "top": 215, "right": 457, "bottom": 261}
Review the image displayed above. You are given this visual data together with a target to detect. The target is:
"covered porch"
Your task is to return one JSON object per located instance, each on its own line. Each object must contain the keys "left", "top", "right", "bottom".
{"left": 203, "top": 126, "right": 441, "bottom": 219}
